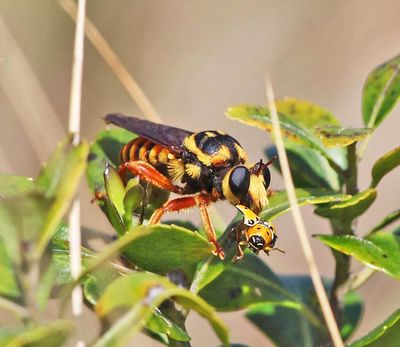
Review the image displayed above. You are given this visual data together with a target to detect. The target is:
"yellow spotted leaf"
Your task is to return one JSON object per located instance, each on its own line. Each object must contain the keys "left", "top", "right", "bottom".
{"left": 316, "top": 126, "right": 372, "bottom": 148}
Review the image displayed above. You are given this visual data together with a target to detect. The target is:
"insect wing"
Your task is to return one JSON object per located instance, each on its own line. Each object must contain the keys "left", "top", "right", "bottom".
{"left": 105, "top": 113, "right": 193, "bottom": 154}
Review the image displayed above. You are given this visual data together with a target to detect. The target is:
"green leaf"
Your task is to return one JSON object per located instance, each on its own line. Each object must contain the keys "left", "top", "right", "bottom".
{"left": 104, "top": 163, "right": 126, "bottom": 216}
{"left": 197, "top": 255, "right": 324, "bottom": 332}
{"left": 122, "top": 224, "right": 213, "bottom": 274}
{"left": 315, "top": 229, "right": 400, "bottom": 279}
{"left": 0, "top": 194, "right": 69, "bottom": 306}
{"left": 0, "top": 192, "right": 53, "bottom": 265}
{"left": 0, "top": 320, "right": 72, "bottom": 347}
{"left": 348, "top": 309, "right": 400, "bottom": 347}
{"left": 362, "top": 54, "right": 400, "bottom": 128}
{"left": 80, "top": 261, "right": 189, "bottom": 343}
{"left": 245, "top": 276, "right": 361, "bottom": 347}
{"left": 146, "top": 308, "right": 190, "bottom": 342}
{"left": 95, "top": 272, "right": 229, "bottom": 347}
{"left": 123, "top": 182, "right": 144, "bottom": 230}
{"left": 371, "top": 146, "right": 400, "bottom": 188}
{"left": 315, "top": 188, "right": 377, "bottom": 220}
{"left": 0, "top": 236, "right": 20, "bottom": 299}
{"left": 35, "top": 137, "right": 89, "bottom": 256}
{"left": 0, "top": 174, "right": 34, "bottom": 197}
{"left": 50, "top": 238, "right": 115, "bottom": 287}
{"left": 273, "top": 99, "right": 348, "bottom": 171}
{"left": 245, "top": 276, "right": 327, "bottom": 347}
{"left": 48, "top": 238, "right": 119, "bottom": 310}
{"left": 226, "top": 105, "right": 335, "bottom": 162}
{"left": 260, "top": 188, "right": 350, "bottom": 220}
{"left": 104, "top": 196, "right": 125, "bottom": 236}
{"left": 266, "top": 145, "right": 341, "bottom": 190}
{"left": 142, "top": 185, "right": 170, "bottom": 220}
{"left": 192, "top": 256, "right": 226, "bottom": 294}
{"left": 368, "top": 209, "right": 400, "bottom": 235}
{"left": 199, "top": 254, "right": 286, "bottom": 311}
{"left": 275, "top": 98, "right": 340, "bottom": 128}
{"left": 315, "top": 126, "right": 372, "bottom": 147}
{"left": 65, "top": 224, "right": 210, "bottom": 303}
{"left": 82, "top": 268, "right": 121, "bottom": 308}
{"left": 50, "top": 239, "right": 81, "bottom": 285}
{"left": 341, "top": 291, "right": 364, "bottom": 341}
{"left": 86, "top": 128, "right": 136, "bottom": 194}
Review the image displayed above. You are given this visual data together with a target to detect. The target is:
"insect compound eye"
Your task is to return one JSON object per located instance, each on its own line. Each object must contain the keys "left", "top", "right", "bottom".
{"left": 269, "top": 233, "right": 278, "bottom": 248}
{"left": 229, "top": 166, "right": 250, "bottom": 199}
{"left": 262, "top": 165, "right": 271, "bottom": 189}
{"left": 248, "top": 235, "right": 266, "bottom": 253}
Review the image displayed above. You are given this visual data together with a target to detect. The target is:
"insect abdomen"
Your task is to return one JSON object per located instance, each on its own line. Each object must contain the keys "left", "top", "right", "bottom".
{"left": 120, "top": 137, "right": 179, "bottom": 177}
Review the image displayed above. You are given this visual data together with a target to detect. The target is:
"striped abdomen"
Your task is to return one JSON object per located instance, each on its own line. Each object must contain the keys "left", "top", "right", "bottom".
{"left": 119, "top": 137, "right": 178, "bottom": 177}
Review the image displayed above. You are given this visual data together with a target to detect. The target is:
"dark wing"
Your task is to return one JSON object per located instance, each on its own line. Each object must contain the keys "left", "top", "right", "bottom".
{"left": 105, "top": 113, "right": 193, "bottom": 152}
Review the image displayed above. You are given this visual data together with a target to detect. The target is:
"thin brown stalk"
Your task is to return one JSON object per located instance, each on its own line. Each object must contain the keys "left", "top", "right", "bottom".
{"left": 67, "top": 5, "right": 86, "bottom": 347}
{"left": 265, "top": 78, "right": 344, "bottom": 347}
{"left": 0, "top": 15, "right": 64, "bottom": 162}
{"left": 58, "top": 0, "right": 161, "bottom": 123}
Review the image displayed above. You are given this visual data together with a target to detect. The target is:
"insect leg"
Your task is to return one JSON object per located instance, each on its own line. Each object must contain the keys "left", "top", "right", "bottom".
{"left": 232, "top": 228, "right": 247, "bottom": 262}
{"left": 196, "top": 194, "right": 225, "bottom": 260}
{"left": 118, "top": 161, "right": 182, "bottom": 194}
{"left": 263, "top": 247, "right": 286, "bottom": 255}
{"left": 149, "top": 194, "right": 225, "bottom": 260}
{"left": 149, "top": 196, "right": 197, "bottom": 224}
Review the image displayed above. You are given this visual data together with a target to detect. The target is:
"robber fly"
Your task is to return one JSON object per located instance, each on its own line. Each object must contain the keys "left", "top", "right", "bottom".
{"left": 105, "top": 114, "right": 274, "bottom": 259}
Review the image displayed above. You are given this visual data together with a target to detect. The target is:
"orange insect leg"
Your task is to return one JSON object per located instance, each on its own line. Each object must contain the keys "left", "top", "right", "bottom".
{"left": 150, "top": 194, "right": 225, "bottom": 260}
{"left": 118, "top": 161, "right": 181, "bottom": 194}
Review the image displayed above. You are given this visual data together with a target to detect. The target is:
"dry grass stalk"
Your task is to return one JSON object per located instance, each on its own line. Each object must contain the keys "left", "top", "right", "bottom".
{"left": 67, "top": 4, "right": 86, "bottom": 344}
{"left": 0, "top": 15, "right": 64, "bottom": 163}
{"left": 59, "top": 0, "right": 162, "bottom": 124}
{"left": 265, "top": 79, "right": 344, "bottom": 347}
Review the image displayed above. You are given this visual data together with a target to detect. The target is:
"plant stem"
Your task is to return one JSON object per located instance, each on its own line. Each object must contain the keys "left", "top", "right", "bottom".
{"left": 0, "top": 296, "right": 30, "bottom": 320}
{"left": 21, "top": 251, "right": 40, "bottom": 323}
{"left": 330, "top": 142, "right": 358, "bottom": 321}
{"left": 327, "top": 157, "right": 346, "bottom": 179}
{"left": 345, "top": 143, "right": 358, "bottom": 196}
{"left": 341, "top": 267, "right": 376, "bottom": 294}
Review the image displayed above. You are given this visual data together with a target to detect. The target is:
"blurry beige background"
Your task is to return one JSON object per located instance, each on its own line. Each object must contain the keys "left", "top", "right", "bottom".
{"left": 1, "top": 1, "right": 399, "bottom": 346}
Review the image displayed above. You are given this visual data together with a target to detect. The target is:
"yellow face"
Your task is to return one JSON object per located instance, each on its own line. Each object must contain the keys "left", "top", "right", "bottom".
{"left": 222, "top": 167, "right": 268, "bottom": 214}
{"left": 246, "top": 220, "right": 277, "bottom": 253}
{"left": 235, "top": 205, "right": 277, "bottom": 254}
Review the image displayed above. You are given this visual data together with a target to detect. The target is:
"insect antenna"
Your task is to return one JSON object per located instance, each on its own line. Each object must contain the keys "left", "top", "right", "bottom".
{"left": 251, "top": 155, "right": 277, "bottom": 175}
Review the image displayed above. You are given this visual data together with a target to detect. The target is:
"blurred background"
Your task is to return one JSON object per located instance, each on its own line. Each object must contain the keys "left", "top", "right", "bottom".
{"left": 0, "top": 1, "right": 399, "bottom": 346}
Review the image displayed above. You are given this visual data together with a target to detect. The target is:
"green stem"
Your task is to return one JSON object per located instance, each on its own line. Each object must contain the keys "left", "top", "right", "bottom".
{"left": 345, "top": 143, "right": 358, "bottom": 196}
{"left": 0, "top": 296, "right": 30, "bottom": 320}
{"left": 330, "top": 142, "right": 358, "bottom": 321}
{"left": 327, "top": 157, "right": 346, "bottom": 180}
{"left": 341, "top": 267, "right": 376, "bottom": 294}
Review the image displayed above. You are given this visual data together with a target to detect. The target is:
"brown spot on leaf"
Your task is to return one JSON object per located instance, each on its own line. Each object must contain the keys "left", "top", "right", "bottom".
{"left": 87, "top": 152, "right": 97, "bottom": 162}
{"left": 229, "top": 287, "right": 242, "bottom": 300}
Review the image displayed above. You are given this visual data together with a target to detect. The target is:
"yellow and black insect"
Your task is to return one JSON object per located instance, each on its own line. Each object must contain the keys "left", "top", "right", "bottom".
{"left": 105, "top": 113, "right": 274, "bottom": 259}
{"left": 234, "top": 205, "right": 284, "bottom": 261}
